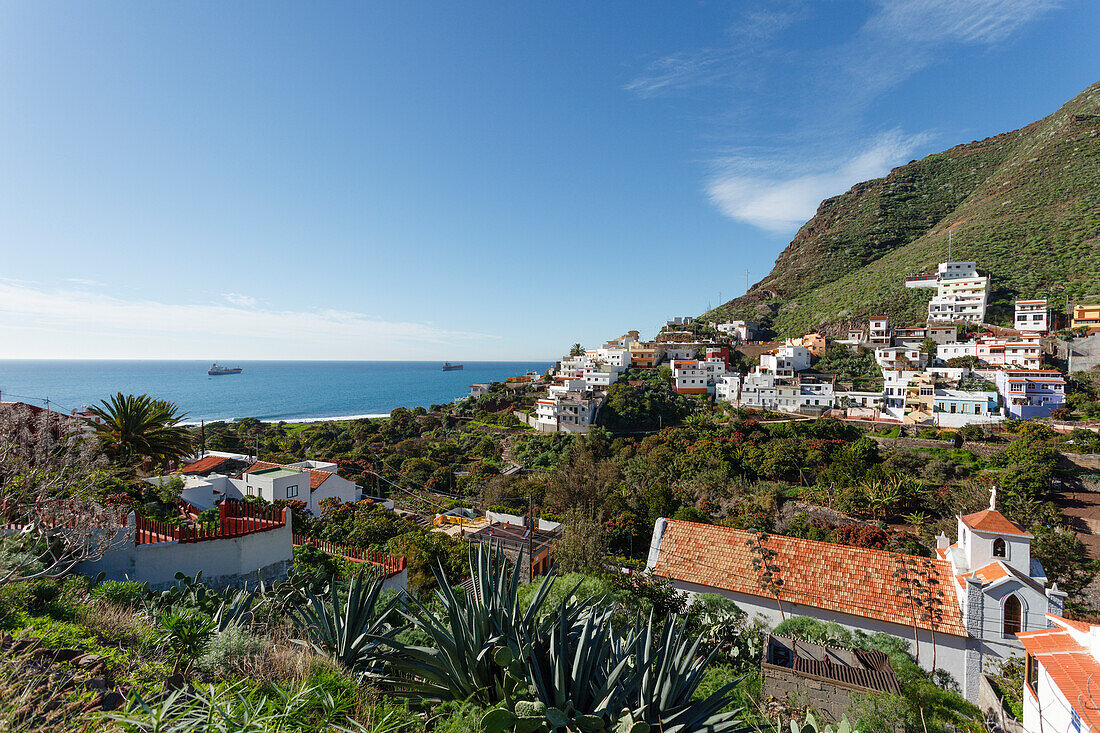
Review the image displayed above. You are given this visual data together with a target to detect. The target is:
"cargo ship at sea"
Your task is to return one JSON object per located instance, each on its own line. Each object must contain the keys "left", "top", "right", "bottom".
{"left": 441, "top": 362, "right": 463, "bottom": 371}
{"left": 208, "top": 363, "right": 243, "bottom": 376}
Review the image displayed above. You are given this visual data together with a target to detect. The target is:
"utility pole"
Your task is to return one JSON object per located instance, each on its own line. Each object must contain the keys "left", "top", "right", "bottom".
{"left": 745, "top": 268, "right": 750, "bottom": 295}
{"left": 527, "top": 493, "right": 534, "bottom": 582}
{"left": 948, "top": 231, "right": 953, "bottom": 262}
{"left": 200, "top": 420, "right": 205, "bottom": 456}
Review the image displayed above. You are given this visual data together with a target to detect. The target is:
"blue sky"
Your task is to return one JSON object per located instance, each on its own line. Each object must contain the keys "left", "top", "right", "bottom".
{"left": 0, "top": 1, "right": 1097, "bottom": 360}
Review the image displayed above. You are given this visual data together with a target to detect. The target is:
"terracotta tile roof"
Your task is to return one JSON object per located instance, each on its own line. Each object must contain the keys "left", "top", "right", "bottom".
{"left": 242, "top": 461, "right": 331, "bottom": 492}
{"left": 181, "top": 455, "right": 231, "bottom": 475}
{"left": 652, "top": 520, "right": 967, "bottom": 637}
{"left": 971, "top": 562, "right": 1010, "bottom": 585}
{"left": 1018, "top": 619, "right": 1100, "bottom": 731}
{"left": 959, "top": 509, "right": 1032, "bottom": 538}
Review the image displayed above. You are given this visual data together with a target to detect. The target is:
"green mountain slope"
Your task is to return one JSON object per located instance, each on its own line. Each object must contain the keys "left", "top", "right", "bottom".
{"left": 704, "top": 81, "right": 1100, "bottom": 335}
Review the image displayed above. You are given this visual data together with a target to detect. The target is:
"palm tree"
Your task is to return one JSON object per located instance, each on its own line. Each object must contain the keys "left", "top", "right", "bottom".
{"left": 88, "top": 393, "right": 192, "bottom": 468}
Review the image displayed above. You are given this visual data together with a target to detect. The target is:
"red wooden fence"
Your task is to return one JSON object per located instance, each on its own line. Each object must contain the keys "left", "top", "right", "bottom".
{"left": 135, "top": 501, "right": 286, "bottom": 545}
{"left": 292, "top": 534, "right": 406, "bottom": 577}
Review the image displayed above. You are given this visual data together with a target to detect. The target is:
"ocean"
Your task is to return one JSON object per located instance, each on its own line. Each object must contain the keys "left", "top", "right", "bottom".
{"left": 0, "top": 361, "right": 552, "bottom": 424}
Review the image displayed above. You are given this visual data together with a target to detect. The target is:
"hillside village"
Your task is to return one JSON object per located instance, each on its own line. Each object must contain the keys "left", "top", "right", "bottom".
{"left": 528, "top": 260, "right": 1100, "bottom": 435}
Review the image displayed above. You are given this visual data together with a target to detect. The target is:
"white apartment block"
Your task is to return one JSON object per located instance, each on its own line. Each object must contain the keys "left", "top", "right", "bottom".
{"left": 535, "top": 379, "right": 602, "bottom": 433}
{"left": 937, "top": 334, "right": 1041, "bottom": 369}
{"left": 758, "top": 345, "right": 811, "bottom": 380}
{"left": 1014, "top": 299, "right": 1050, "bottom": 333}
{"left": 772, "top": 379, "right": 835, "bottom": 414}
{"left": 906, "top": 261, "right": 989, "bottom": 324}
{"left": 874, "top": 346, "right": 924, "bottom": 369}
{"left": 868, "top": 317, "right": 892, "bottom": 346}
{"left": 836, "top": 390, "right": 885, "bottom": 409}
{"left": 738, "top": 371, "right": 779, "bottom": 409}
{"left": 714, "top": 374, "right": 741, "bottom": 403}
{"left": 670, "top": 358, "right": 729, "bottom": 396}
{"left": 586, "top": 347, "right": 632, "bottom": 368}
{"left": 713, "top": 321, "right": 758, "bottom": 342}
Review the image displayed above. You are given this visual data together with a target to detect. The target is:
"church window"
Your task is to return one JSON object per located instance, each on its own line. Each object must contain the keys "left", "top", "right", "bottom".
{"left": 993, "top": 538, "right": 1006, "bottom": 558}
{"left": 1004, "top": 595, "right": 1023, "bottom": 636}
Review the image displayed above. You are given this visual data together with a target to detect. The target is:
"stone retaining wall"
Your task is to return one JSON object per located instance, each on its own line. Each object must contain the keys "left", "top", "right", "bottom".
{"left": 760, "top": 663, "right": 904, "bottom": 732}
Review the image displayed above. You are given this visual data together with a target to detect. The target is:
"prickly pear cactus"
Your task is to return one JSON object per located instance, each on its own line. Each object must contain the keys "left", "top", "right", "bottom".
{"left": 611, "top": 710, "right": 649, "bottom": 733}
{"left": 788, "top": 712, "right": 860, "bottom": 733}
{"left": 479, "top": 699, "right": 629, "bottom": 732}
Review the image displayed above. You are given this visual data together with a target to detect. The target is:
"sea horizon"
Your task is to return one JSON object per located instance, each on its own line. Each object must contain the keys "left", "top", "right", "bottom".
{"left": 0, "top": 360, "right": 552, "bottom": 424}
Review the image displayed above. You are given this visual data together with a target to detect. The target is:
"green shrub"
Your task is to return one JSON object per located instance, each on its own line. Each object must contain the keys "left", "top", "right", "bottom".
{"left": 24, "top": 580, "right": 62, "bottom": 615}
{"left": 155, "top": 608, "right": 217, "bottom": 674}
{"left": 430, "top": 701, "right": 489, "bottom": 733}
{"left": 193, "top": 626, "right": 267, "bottom": 678}
{"left": 90, "top": 580, "right": 146, "bottom": 608}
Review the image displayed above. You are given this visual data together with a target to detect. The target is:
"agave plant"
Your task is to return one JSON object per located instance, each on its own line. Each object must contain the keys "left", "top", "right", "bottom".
{"left": 212, "top": 588, "right": 257, "bottom": 632}
{"left": 377, "top": 543, "right": 578, "bottom": 704}
{"left": 522, "top": 608, "right": 746, "bottom": 732}
{"left": 624, "top": 615, "right": 745, "bottom": 731}
{"left": 788, "top": 712, "right": 860, "bottom": 733}
{"left": 287, "top": 571, "right": 404, "bottom": 673}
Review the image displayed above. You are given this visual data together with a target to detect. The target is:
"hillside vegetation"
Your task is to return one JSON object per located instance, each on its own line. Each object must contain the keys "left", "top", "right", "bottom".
{"left": 703, "top": 81, "right": 1100, "bottom": 335}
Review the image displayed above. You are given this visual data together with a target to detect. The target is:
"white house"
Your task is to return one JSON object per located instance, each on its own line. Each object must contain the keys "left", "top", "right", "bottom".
{"left": 1014, "top": 299, "right": 1051, "bottom": 333}
{"left": 738, "top": 370, "right": 779, "bottom": 409}
{"left": 835, "top": 389, "right": 885, "bottom": 410}
{"left": 648, "top": 493, "right": 1065, "bottom": 704}
{"left": 235, "top": 460, "right": 359, "bottom": 515}
{"left": 670, "top": 358, "right": 728, "bottom": 396}
{"left": 759, "top": 345, "right": 811, "bottom": 380}
{"left": 714, "top": 374, "right": 742, "bottom": 403}
{"left": 772, "top": 380, "right": 835, "bottom": 414}
{"left": 874, "top": 346, "right": 924, "bottom": 369}
{"left": 535, "top": 379, "right": 602, "bottom": 433}
{"left": 931, "top": 389, "right": 1001, "bottom": 427}
{"left": 1018, "top": 616, "right": 1100, "bottom": 733}
{"left": 713, "top": 321, "right": 758, "bottom": 342}
{"left": 906, "top": 261, "right": 989, "bottom": 324}
{"left": 868, "top": 317, "right": 893, "bottom": 346}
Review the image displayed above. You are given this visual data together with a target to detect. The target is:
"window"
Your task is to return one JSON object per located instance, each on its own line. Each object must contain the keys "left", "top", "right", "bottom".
{"left": 1004, "top": 594, "right": 1023, "bottom": 636}
{"left": 993, "top": 537, "right": 1006, "bottom": 557}
{"left": 286, "top": 484, "right": 298, "bottom": 499}
{"left": 1026, "top": 654, "right": 1039, "bottom": 696}
{"left": 246, "top": 485, "right": 254, "bottom": 496}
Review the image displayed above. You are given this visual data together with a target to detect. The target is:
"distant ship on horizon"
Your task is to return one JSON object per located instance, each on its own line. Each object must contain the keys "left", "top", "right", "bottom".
{"left": 208, "top": 363, "right": 243, "bottom": 376}
{"left": 441, "top": 362, "right": 463, "bottom": 371}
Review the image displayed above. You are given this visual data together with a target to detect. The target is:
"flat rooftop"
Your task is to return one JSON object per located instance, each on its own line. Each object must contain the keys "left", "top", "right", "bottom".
{"left": 247, "top": 467, "right": 301, "bottom": 479}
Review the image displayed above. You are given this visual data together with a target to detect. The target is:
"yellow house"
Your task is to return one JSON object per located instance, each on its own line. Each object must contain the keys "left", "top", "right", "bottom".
{"left": 1072, "top": 304, "right": 1100, "bottom": 330}
{"left": 903, "top": 373, "right": 937, "bottom": 424}
{"left": 628, "top": 341, "right": 667, "bottom": 368}
{"left": 786, "top": 332, "right": 826, "bottom": 357}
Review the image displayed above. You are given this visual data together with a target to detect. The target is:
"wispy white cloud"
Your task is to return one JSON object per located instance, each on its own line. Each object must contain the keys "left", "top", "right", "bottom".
{"left": 706, "top": 130, "right": 931, "bottom": 233}
{"left": 627, "top": 0, "right": 1059, "bottom": 232}
{"left": 223, "top": 292, "right": 257, "bottom": 308}
{"left": 865, "top": 0, "right": 1059, "bottom": 46}
{"left": 66, "top": 277, "right": 104, "bottom": 287}
{"left": 625, "top": 4, "right": 802, "bottom": 98}
{"left": 0, "top": 282, "right": 498, "bottom": 358}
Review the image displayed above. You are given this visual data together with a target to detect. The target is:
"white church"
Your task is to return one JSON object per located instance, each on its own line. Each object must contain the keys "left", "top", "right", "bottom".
{"left": 647, "top": 489, "right": 1065, "bottom": 702}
